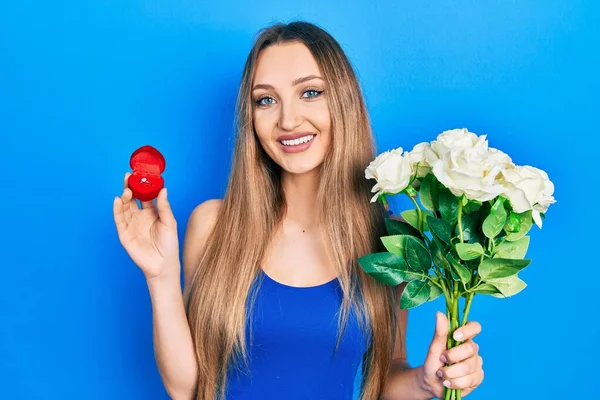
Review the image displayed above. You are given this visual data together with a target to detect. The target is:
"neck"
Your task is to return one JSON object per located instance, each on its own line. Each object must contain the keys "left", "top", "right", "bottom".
{"left": 280, "top": 167, "right": 321, "bottom": 230}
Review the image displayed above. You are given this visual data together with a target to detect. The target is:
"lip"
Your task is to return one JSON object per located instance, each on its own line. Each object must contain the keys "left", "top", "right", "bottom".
{"left": 278, "top": 133, "right": 316, "bottom": 154}
{"left": 276, "top": 132, "right": 317, "bottom": 142}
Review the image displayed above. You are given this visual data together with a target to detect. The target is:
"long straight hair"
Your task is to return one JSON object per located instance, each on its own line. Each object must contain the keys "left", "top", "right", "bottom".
{"left": 185, "top": 21, "right": 399, "bottom": 400}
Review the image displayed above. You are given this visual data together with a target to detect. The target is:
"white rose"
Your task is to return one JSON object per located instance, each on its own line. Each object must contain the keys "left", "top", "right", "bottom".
{"left": 500, "top": 165, "right": 556, "bottom": 228}
{"left": 365, "top": 148, "right": 415, "bottom": 203}
{"left": 482, "top": 147, "right": 515, "bottom": 187}
{"left": 426, "top": 128, "right": 488, "bottom": 164}
{"left": 432, "top": 145, "right": 509, "bottom": 202}
{"left": 407, "top": 142, "right": 432, "bottom": 178}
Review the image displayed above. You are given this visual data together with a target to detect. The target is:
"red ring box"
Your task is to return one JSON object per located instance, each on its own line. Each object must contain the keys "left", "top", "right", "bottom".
{"left": 127, "top": 145, "right": 165, "bottom": 201}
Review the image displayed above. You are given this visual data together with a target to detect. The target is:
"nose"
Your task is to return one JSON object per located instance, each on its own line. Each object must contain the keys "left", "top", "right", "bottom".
{"left": 277, "top": 100, "right": 303, "bottom": 131}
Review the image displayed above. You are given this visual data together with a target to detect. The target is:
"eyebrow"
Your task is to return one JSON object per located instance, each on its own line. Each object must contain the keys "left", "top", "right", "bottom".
{"left": 252, "top": 75, "right": 324, "bottom": 91}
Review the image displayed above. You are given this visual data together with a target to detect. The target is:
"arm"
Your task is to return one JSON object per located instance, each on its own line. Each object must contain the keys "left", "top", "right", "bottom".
{"left": 149, "top": 199, "right": 222, "bottom": 400}
{"left": 380, "top": 283, "right": 434, "bottom": 400}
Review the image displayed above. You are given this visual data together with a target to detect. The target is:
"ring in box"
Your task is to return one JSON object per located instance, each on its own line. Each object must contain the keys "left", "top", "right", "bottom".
{"left": 128, "top": 145, "right": 165, "bottom": 201}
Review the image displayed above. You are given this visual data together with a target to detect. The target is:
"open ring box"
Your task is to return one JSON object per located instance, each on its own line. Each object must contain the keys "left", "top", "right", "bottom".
{"left": 127, "top": 145, "right": 166, "bottom": 202}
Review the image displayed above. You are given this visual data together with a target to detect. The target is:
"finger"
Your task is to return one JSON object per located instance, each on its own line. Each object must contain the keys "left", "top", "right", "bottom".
{"left": 453, "top": 321, "right": 482, "bottom": 342}
{"left": 443, "top": 340, "right": 479, "bottom": 364}
{"left": 123, "top": 173, "right": 139, "bottom": 213}
{"left": 157, "top": 188, "right": 177, "bottom": 230}
{"left": 113, "top": 195, "right": 128, "bottom": 236}
{"left": 424, "top": 312, "right": 449, "bottom": 371}
{"left": 442, "top": 369, "right": 484, "bottom": 391}
{"left": 120, "top": 187, "right": 135, "bottom": 220}
{"left": 123, "top": 172, "right": 131, "bottom": 190}
{"left": 439, "top": 354, "right": 483, "bottom": 380}
{"left": 140, "top": 199, "right": 155, "bottom": 209}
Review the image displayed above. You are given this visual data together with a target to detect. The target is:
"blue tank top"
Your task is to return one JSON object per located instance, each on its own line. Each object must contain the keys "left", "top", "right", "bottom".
{"left": 224, "top": 270, "right": 371, "bottom": 400}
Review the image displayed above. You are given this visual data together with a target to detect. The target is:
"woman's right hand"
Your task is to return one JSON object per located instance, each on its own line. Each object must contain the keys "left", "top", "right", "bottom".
{"left": 113, "top": 172, "right": 180, "bottom": 280}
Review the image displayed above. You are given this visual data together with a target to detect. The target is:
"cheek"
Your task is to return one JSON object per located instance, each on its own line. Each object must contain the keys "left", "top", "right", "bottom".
{"left": 252, "top": 115, "right": 278, "bottom": 157}
{"left": 253, "top": 111, "right": 274, "bottom": 139}
{"left": 313, "top": 107, "right": 332, "bottom": 149}
{"left": 309, "top": 105, "right": 331, "bottom": 135}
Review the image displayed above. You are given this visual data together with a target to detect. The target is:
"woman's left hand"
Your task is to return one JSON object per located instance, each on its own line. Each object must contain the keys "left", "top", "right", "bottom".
{"left": 418, "top": 311, "right": 484, "bottom": 398}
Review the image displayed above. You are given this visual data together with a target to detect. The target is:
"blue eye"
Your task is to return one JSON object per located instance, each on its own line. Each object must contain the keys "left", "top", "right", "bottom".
{"left": 303, "top": 89, "right": 323, "bottom": 98}
{"left": 256, "top": 96, "right": 274, "bottom": 106}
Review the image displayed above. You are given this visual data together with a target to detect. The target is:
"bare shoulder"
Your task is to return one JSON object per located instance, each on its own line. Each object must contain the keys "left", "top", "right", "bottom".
{"left": 183, "top": 199, "right": 223, "bottom": 291}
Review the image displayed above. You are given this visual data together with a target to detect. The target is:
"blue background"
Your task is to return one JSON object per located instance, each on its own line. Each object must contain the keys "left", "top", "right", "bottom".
{"left": 1, "top": 1, "right": 597, "bottom": 399}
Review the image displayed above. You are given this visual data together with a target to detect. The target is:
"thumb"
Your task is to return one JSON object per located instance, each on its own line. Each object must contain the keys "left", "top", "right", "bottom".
{"left": 424, "top": 311, "right": 449, "bottom": 371}
{"left": 157, "top": 188, "right": 177, "bottom": 230}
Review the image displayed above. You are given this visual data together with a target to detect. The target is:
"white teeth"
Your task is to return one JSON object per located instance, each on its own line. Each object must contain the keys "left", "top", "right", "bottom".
{"left": 281, "top": 135, "right": 315, "bottom": 146}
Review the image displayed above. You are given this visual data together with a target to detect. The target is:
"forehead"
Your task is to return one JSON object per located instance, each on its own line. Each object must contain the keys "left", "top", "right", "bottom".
{"left": 253, "top": 42, "right": 322, "bottom": 86}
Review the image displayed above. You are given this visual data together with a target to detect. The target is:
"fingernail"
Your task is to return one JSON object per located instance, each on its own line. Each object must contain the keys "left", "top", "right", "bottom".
{"left": 443, "top": 380, "right": 451, "bottom": 388}
{"left": 440, "top": 355, "right": 448, "bottom": 363}
{"left": 436, "top": 370, "right": 443, "bottom": 378}
{"left": 454, "top": 331, "right": 464, "bottom": 341}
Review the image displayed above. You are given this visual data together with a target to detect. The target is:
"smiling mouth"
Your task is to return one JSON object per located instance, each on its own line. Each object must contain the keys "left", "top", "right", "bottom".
{"left": 279, "top": 134, "right": 316, "bottom": 146}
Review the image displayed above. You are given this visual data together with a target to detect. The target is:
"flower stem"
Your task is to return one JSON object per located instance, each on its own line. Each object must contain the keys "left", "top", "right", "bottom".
{"left": 407, "top": 193, "right": 424, "bottom": 233}
{"left": 378, "top": 194, "right": 389, "bottom": 213}
{"left": 457, "top": 198, "right": 464, "bottom": 243}
{"left": 461, "top": 292, "right": 474, "bottom": 327}
{"left": 452, "top": 284, "right": 459, "bottom": 333}
{"left": 451, "top": 285, "right": 461, "bottom": 400}
{"left": 451, "top": 198, "right": 469, "bottom": 400}
{"left": 433, "top": 268, "right": 451, "bottom": 304}
{"left": 444, "top": 388, "right": 452, "bottom": 400}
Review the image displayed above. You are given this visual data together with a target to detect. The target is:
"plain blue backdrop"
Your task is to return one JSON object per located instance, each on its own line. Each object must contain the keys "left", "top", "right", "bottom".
{"left": 1, "top": 1, "right": 598, "bottom": 399}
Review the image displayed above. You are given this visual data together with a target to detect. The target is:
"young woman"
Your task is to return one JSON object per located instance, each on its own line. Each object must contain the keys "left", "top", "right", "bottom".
{"left": 113, "top": 21, "right": 484, "bottom": 400}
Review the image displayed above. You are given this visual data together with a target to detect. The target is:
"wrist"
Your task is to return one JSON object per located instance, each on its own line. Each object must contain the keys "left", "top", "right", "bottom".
{"left": 145, "top": 262, "right": 181, "bottom": 289}
{"left": 413, "top": 365, "right": 435, "bottom": 400}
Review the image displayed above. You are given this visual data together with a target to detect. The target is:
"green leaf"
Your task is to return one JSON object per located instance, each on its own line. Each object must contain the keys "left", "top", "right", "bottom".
{"left": 427, "top": 216, "right": 453, "bottom": 244}
{"left": 430, "top": 237, "right": 450, "bottom": 270}
{"left": 380, "top": 235, "right": 406, "bottom": 257}
{"left": 400, "top": 209, "right": 431, "bottom": 232}
{"left": 405, "top": 236, "right": 432, "bottom": 272}
{"left": 478, "top": 258, "right": 531, "bottom": 281}
{"left": 491, "top": 196, "right": 506, "bottom": 213}
{"left": 385, "top": 218, "right": 421, "bottom": 238}
{"left": 470, "top": 283, "right": 503, "bottom": 295}
{"left": 428, "top": 280, "right": 443, "bottom": 301}
{"left": 357, "top": 252, "right": 407, "bottom": 286}
{"left": 488, "top": 275, "right": 528, "bottom": 298}
{"left": 503, "top": 211, "right": 521, "bottom": 233}
{"left": 446, "top": 252, "right": 472, "bottom": 286}
{"left": 459, "top": 211, "right": 485, "bottom": 245}
{"left": 463, "top": 200, "right": 482, "bottom": 214}
{"left": 494, "top": 236, "right": 530, "bottom": 259}
{"left": 382, "top": 256, "right": 429, "bottom": 282}
{"left": 505, "top": 211, "right": 533, "bottom": 241}
{"left": 450, "top": 268, "right": 460, "bottom": 281}
{"left": 419, "top": 174, "right": 439, "bottom": 212}
{"left": 396, "top": 269, "right": 428, "bottom": 282}
{"left": 439, "top": 187, "right": 459, "bottom": 224}
{"left": 400, "top": 280, "right": 431, "bottom": 309}
{"left": 461, "top": 195, "right": 469, "bottom": 206}
{"left": 483, "top": 199, "right": 508, "bottom": 239}
{"left": 455, "top": 243, "right": 485, "bottom": 261}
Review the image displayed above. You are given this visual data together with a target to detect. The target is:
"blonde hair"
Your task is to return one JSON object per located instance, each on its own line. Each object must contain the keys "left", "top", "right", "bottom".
{"left": 185, "top": 21, "right": 399, "bottom": 400}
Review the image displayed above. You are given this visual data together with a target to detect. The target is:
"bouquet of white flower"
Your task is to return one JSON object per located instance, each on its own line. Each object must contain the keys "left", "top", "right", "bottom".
{"left": 359, "top": 128, "right": 556, "bottom": 400}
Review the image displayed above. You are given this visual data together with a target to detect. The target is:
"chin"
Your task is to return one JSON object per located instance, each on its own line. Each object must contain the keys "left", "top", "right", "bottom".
{"left": 280, "top": 159, "right": 324, "bottom": 176}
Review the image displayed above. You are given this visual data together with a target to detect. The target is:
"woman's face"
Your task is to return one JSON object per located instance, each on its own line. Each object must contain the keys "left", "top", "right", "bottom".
{"left": 251, "top": 42, "right": 331, "bottom": 175}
